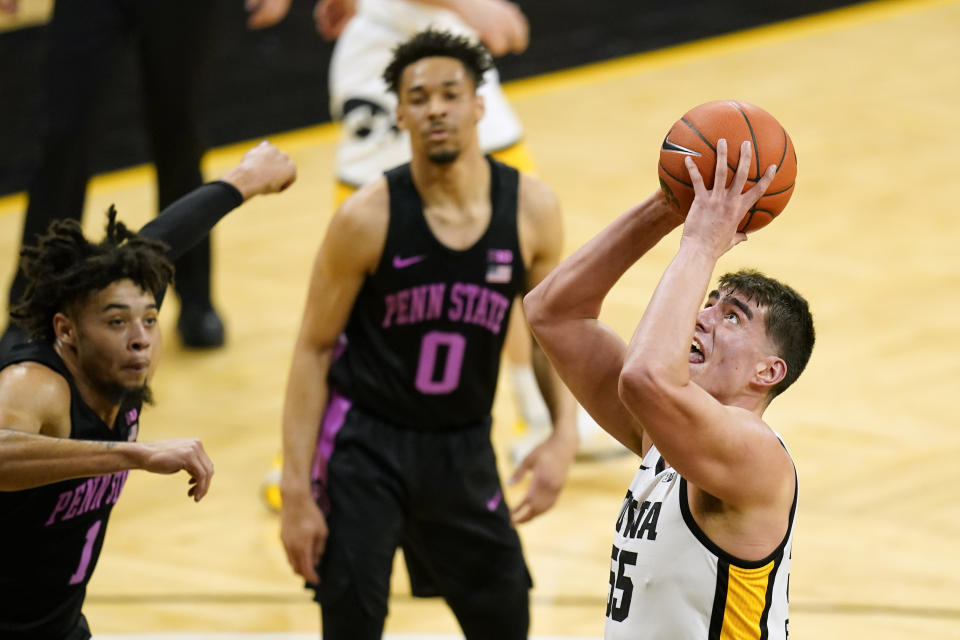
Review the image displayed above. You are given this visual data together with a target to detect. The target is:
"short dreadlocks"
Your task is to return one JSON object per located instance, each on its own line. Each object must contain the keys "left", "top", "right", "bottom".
{"left": 10, "top": 206, "right": 174, "bottom": 343}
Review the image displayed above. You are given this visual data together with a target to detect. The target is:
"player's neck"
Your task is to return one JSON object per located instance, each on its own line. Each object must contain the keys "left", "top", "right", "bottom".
{"left": 410, "top": 148, "right": 489, "bottom": 210}
{"left": 55, "top": 343, "right": 122, "bottom": 428}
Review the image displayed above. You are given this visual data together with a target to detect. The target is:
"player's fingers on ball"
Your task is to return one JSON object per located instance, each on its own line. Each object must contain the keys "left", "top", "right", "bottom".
{"left": 684, "top": 157, "right": 705, "bottom": 191}
{"left": 713, "top": 138, "right": 729, "bottom": 189}
{"left": 730, "top": 141, "right": 752, "bottom": 193}
{"left": 747, "top": 164, "right": 776, "bottom": 203}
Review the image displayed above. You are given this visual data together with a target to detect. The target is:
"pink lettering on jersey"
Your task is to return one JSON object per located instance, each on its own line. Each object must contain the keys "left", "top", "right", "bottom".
{"left": 381, "top": 282, "right": 509, "bottom": 334}
{"left": 45, "top": 472, "right": 123, "bottom": 526}
{"left": 383, "top": 283, "right": 447, "bottom": 328}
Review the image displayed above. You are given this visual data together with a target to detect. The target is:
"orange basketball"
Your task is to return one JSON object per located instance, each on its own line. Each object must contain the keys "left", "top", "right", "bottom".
{"left": 657, "top": 100, "right": 797, "bottom": 232}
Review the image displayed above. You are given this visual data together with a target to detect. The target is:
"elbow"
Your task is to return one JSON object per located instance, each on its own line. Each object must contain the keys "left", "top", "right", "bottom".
{"left": 522, "top": 287, "right": 548, "bottom": 337}
{"left": 618, "top": 361, "right": 667, "bottom": 409}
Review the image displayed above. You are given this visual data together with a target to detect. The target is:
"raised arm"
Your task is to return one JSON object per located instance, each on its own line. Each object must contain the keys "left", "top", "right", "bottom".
{"left": 617, "top": 140, "right": 791, "bottom": 509}
{"left": 279, "top": 182, "right": 387, "bottom": 584}
{"left": 139, "top": 141, "right": 296, "bottom": 263}
{"left": 523, "top": 190, "right": 683, "bottom": 456}
{"left": 0, "top": 363, "right": 212, "bottom": 499}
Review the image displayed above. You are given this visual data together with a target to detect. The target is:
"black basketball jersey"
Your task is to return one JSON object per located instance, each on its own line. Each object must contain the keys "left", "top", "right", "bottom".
{"left": 328, "top": 158, "right": 526, "bottom": 429}
{"left": 0, "top": 341, "right": 140, "bottom": 639}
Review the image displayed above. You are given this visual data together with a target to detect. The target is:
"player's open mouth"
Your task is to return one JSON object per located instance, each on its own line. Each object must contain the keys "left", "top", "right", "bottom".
{"left": 689, "top": 339, "right": 705, "bottom": 364}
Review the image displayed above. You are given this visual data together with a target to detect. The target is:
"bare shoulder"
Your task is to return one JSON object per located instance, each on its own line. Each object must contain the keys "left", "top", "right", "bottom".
{"left": 336, "top": 177, "right": 389, "bottom": 237}
{"left": 325, "top": 177, "right": 390, "bottom": 273}
{"left": 518, "top": 173, "right": 561, "bottom": 225}
{"left": 0, "top": 362, "right": 71, "bottom": 436}
{"left": 517, "top": 173, "right": 563, "bottom": 281}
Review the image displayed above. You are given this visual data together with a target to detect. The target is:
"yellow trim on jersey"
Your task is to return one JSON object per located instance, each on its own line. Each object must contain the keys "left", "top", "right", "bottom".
{"left": 720, "top": 559, "right": 776, "bottom": 640}
{"left": 331, "top": 141, "right": 536, "bottom": 209}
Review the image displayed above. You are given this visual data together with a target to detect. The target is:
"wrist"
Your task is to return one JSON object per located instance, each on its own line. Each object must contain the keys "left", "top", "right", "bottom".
{"left": 678, "top": 234, "right": 724, "bottom": 263}
{"left": 280, "top": 475, "right": 313, "bottom": 503}
{"left": 219, "top": 166, "right": 258, "bottom": 201}
{"left": 550, "top": 424, "right": 579, "bottom": 457}
{"left": 122, "top": 441, "right": 147, "bottom": 469}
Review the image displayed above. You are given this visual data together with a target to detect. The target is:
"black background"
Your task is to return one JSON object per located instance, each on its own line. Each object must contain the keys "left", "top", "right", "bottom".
{"left": 0, "top": 0, "right": 866, "bottom": 195}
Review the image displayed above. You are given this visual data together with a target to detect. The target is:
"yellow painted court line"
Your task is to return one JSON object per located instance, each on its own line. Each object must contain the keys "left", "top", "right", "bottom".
{"left": 0, "top": 0, "right": 950, "bottom": 217}
{"left": 502, "top": 0, "right": 954, "bottom": 101}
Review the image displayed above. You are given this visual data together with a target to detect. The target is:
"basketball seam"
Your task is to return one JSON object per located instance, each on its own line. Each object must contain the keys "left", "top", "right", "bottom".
{"left": 658, "top": 160, "right": 694, "bottom": 188}
{"left": 680, "top": 117, "right": 724, "bottom": 166}
{"left": 730, "top": 101, "right": 760, "bottom": 180}
{"left": 777, "top": 127, "right": 789, "bottom": 171}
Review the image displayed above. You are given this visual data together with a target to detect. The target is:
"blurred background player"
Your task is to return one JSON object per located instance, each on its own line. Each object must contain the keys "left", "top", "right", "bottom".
{"left": 0, "top": 0, "right": 225, "bottom": 361}
{"left": 278, "top": 30, "right": 577, "bottom": 638}
{"left": 0, "top": 141, "right": 296, "bottom": 640}
{"left": 248, "top": 0, "right": 615, "bottom": 508}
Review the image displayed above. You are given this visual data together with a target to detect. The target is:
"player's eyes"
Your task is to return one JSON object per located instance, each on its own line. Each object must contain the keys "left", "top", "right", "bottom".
{"left": 725, "top": 311, "right": 739, "bottom": 324}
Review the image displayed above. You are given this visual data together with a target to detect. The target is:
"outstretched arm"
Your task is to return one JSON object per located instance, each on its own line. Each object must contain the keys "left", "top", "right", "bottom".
{"left": 524, "top": 190, "right": 683, "bottom": 456}
{"left": 139, "top": 141, "right": 296, "bottom": 262}
{"left": 0, "top": 363, "right": 213, "bottom": 499}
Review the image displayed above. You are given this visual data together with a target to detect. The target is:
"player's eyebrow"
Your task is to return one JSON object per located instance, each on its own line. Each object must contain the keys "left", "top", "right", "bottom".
{"left": 725, "top": 296, "right": 754, "bottom": 320}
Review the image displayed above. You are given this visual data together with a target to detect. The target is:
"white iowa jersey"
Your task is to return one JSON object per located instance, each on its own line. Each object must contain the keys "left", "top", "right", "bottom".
{"left": 605, "top": 443, "right": 796, "bottom": 640}
{"left": 328, "top": 0, "right": 523, "bottom": 186}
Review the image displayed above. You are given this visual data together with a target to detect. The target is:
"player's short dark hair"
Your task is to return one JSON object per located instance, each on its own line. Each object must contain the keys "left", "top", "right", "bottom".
{"left": 10, "top": 206, "right": 174, "bottom": 343}
{"left": 383, "top": 28, "right": 493, "bottom": 95}
{"left": 718, "top": 269, "right": 815, "bottom": 400}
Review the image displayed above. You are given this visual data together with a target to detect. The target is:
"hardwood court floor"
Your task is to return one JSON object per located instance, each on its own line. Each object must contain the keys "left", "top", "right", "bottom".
{"left": 1, "top": 0, "right": 959, "bottom": 637}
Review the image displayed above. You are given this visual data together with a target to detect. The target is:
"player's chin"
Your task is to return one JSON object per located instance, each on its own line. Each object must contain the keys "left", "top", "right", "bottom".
{"left": 426, "top": 148, "right": 460, "bottom": 165}
{"left": 116, "top": 382, "right": 154, "bottom": 406}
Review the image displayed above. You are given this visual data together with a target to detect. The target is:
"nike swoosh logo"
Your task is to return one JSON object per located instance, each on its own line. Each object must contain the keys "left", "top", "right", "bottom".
{"left": 486, "top": 489, "right": 502, "bottom": 511}
{"left": 661, "top": 139, "right": 702, "bottom": 156}
{"left": 393, "top": 254, "right": 426, "bottom": 269}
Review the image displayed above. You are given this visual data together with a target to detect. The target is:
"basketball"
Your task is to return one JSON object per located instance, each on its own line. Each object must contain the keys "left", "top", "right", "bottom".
{"left": 657, "top": 100, "right": 797, "bottom": 232}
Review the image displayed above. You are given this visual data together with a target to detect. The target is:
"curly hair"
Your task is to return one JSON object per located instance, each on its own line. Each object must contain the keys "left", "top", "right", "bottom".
{"left": 383, "top": 28, "right": 493, "bottom": 95}
{"left": 717, "top": 269, "right": 815, "bottom": 400}
{"left": 10, "top": 206, "right": 174, "bottom": 343}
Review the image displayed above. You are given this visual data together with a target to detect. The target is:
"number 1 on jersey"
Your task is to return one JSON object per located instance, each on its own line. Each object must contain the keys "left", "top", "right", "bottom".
{"left": 415, "top": 331, "right": 466, "bottom": 394}
{"left": 69, "top": 520, "right": 102, "bottom": 585}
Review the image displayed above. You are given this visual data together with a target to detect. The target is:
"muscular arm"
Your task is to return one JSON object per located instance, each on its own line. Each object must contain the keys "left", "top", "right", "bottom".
{"left": 0, "top": 363, "right": 211, "bottom": 497}
{"left": 618, "top": 142, "right": 790, "bottom": 509}
{"left": 280, "top": 181, "right": 387, "bottom": 582}
{"left": 524, "top": 190, "right": 682, "bottom": 456}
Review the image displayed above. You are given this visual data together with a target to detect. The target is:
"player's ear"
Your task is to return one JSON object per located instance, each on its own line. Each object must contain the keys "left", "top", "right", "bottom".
{"left": 53, "top": 312, "right": 76, "bottom": 347}
{"left": 395, "top": 102, "right": 408, "bottom": 131}
{"left": 755, "top": 356, "right": 786, "bottom": 389}
{"left": 474, "top": 93, "right": 485, "bottom": 121}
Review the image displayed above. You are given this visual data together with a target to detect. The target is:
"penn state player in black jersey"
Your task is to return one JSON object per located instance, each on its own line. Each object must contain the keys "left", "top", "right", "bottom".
{"left": 0, "top": 142, "right": 295, "bottom": 640}
{"left": 280, "top": 30, "right": 578, "bottom": 639}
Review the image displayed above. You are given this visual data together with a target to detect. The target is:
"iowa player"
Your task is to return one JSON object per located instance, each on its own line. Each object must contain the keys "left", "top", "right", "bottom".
{"left": 525, "top": 140, "right": 814, "bottom": 638}
{"left": 0, "top": 142, "right": 295, "bottom": 640}
{"left": 279, "top": 30, "right": 577, "bottom": 638}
